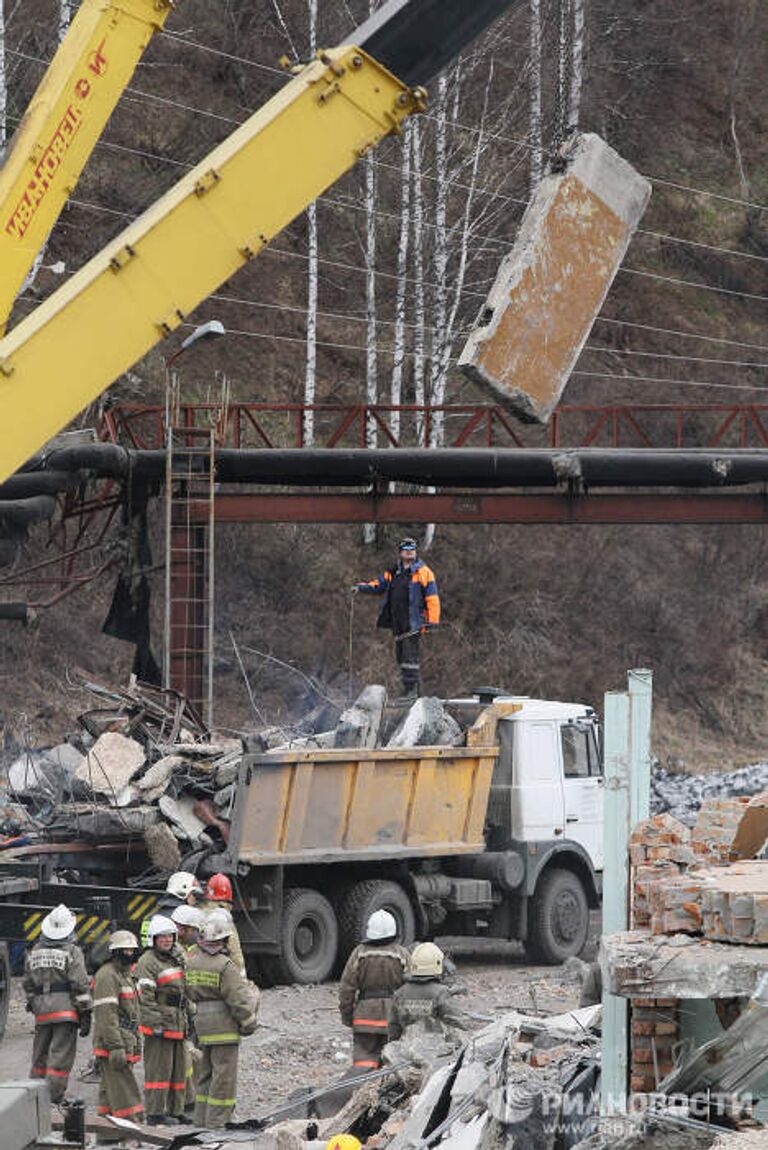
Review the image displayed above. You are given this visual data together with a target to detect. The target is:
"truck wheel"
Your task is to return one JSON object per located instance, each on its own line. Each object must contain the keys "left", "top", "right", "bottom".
{"left": 266, "top": 888, "right": 339, "bottom": 985}
{"left": 338, "top": 879, "right": 416, "bottom": 961}
{"left": 527, "top": 868, "right": 589, "bottom": 964}
{"left": 0, "top": 943, "right": 9, "bottom": 1040}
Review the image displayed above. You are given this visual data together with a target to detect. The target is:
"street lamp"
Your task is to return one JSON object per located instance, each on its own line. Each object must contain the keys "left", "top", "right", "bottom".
{"left": 166, "top": 319, "right": 226, "bottom": 369}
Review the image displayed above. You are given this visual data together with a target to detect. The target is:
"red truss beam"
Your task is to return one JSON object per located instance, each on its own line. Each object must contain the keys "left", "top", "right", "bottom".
{"left": 101, "top": 402, "right": 768, "bottom": 451}
{"left": 193, "top": 492, "right": 768, "bottom": 525}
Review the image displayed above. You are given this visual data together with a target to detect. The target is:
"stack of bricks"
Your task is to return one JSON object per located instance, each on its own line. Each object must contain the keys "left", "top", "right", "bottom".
{"left": 648, "top": 871, "right": 713, "bottom": 935}
{"left": 630, "top": 998, "right": 679, "bottom": 1094}
{"left": 629, "top": 813, "right": 695, "bottom": 866}
{"left": 633, "top": 860, "right": 679, "bottom": 928}
{"left": 629, "top": 814, "right": 695, "bottom": 928}
{"left": 701, "top": 871, "right": 768, "bottom": 944}
{"left": 691, "top": 796, "right": 752, "bottom": 861}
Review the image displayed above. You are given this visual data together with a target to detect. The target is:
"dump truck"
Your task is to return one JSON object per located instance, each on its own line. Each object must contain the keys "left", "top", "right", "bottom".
{"left": 0, "top": 693, "right": 603, "bottom": 1005}
{"left": 213, "top": 694, "right": 604, "bottom": 983}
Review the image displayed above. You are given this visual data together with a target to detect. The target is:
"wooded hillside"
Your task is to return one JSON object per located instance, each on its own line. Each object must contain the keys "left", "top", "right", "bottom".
{"left": 0, "top": 0, "right": 766, "bottom": 769}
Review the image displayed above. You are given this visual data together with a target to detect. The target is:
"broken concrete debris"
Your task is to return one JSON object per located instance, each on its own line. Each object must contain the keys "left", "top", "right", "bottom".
{"left": 270, "top": 1005, "right": 601, "bottom": 1150}
{"left": 0, "top": 679, "right": 482, "bottom": 857}
{"left": 652, "top": 761, "right": 768, "bottom": 827}
{"left": 387, "top": 696, "right": 463, "bottom": 749}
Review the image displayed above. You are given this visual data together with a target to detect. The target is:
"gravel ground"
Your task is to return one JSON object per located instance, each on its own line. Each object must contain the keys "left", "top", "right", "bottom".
{"left": 0, "top": 933, "right": 592, "bottom": 1122}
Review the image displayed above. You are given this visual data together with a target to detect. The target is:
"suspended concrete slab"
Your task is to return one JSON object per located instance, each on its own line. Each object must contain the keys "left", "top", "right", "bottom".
{"left": 459, "top": 133, "right": 651, "bottom": 424}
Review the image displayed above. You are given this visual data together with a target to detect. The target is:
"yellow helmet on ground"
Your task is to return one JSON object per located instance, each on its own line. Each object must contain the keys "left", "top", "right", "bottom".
{"left": 325, "top": 1137, "right": 361, "bottom": 1150}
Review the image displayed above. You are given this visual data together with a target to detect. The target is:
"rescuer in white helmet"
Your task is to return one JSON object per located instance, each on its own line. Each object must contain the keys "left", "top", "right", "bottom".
{"left": 92, "top": 930, "right": 143, "bottom": 1123}
{"left": 338, "top": 909, "right": 409, "bottom": 1071}
{"left": 135, "top": 915, "right": 192, "bottom": 1126}
{"left": 22, "top": 903, "right": 92, "bottom": 1101}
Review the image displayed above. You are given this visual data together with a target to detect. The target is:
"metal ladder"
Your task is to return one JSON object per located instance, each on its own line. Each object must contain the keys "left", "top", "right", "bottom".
{"left": 162, "top": 381, "right": 217, "bottom": 727}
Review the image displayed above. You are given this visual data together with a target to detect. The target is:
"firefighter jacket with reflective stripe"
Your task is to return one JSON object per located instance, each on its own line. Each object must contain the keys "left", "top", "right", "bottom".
{"left": 22, "top": 937, "right": 92, "bottom": 1025}
{"left": 186, "top": 948, "right": 258, "bottom": 1045}
{"left": 389, "top": 979, "right": 469, "bottom": 1040}
{"left": 135, "top": 946, "right": 188, "bottom": 1040}
{"left": 358, "top": 559, "right": 440, "bottom": 634}
{"left": 92, "top": 960, "right": 141, "bottom": 1063}
{"left": 338, "top": 942, "right": 409, "bottom": 1032}
{"left": 199, "top": 900, "right": 246, "bottom": 973}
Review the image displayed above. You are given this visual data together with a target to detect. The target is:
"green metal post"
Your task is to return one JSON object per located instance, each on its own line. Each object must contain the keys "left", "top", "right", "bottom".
{"left": 628, "top": 668, "right": 653, "bottom": 825}
{"left": 601, "top": 689, "right": 631, "bottom": 1114}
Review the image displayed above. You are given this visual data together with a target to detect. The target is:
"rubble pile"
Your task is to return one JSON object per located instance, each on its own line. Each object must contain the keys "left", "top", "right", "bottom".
{"left": 271, "top": 1005, "right": 601, "bottom": 1150}
{"left": 0, "top": 679, "right": 469, "bottom": 859}
{"left": 651, "top": 762, "right": 768, "bottom": 826}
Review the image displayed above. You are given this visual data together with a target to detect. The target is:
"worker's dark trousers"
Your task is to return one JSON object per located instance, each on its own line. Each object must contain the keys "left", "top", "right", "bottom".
{"left": 395, "top": 633, "right": 420, "bottom": 695}
{"left": 30, "top": 1022, "right": 77, "bottom": 1101}
{"left": 142, "top": 1036, "right": 186, "bottom": 1117}
{"left": 352, "top": 1030, "right": 387, "bottom": 1070}
{"left": 194, "top": 1043, "right": 239, "bottom": 1128}
{"left": 96, "top": 1057, "right": 144, "bottom": 1121}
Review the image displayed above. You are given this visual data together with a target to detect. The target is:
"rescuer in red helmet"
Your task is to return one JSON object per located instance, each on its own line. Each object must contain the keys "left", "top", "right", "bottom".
{"left": 201, "top": 874, "right": 245, "bottom": 974}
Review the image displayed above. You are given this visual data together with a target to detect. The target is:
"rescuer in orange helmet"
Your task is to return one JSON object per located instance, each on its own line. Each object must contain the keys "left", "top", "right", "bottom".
{"left": 200, "top": 874, "right": 245, "bottom": 974}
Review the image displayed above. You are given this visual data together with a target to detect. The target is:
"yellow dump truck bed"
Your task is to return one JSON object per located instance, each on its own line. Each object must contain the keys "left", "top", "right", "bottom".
{"left": 229, "top": 745, "right": 498, "bottom": 866}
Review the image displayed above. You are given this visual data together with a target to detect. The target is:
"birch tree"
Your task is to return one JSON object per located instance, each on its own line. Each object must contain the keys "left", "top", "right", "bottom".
{"left": 411, "top": 118, "right": 427, "bottom": 448}
{"left": 529, "top": 0, "right": 543, "bottom": 191}
{"left": 362, "top": 0, "right": 379, "bottom": 544}
{"left": 21, "top": 0, "right": 73, "bottom": 294}
{"left": 567, "top": 0, "right": 585, "bottom": 133}
{"left": 0, "top": 0, "right": 6, "bottom": 160}
{"left": 389, "top": 121, "right": 412, "bottom": 447}
{"left": 303, "top": 0, "right": 318, "bottom": 446}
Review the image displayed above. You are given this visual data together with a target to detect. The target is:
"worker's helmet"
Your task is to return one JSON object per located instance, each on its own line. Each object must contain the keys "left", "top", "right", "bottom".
{"left": 166, "top": 871, "right": 203, "bottom": 900}
{"left": 41, "top": 904, "right": 77, "bottom": 941}
{"left": 171, "top": 905, "right": 205, "bottom": 929}
{"left": 325, "top": 1136, "right": 361, "bottom": 1150}
{"left": 365, "top": 909, "right": 397, "bottom": 942}
{"left": 409, "top": 942, "right": 444, "bottom": 979}
{"left": 398, "top": 537, "right": 418, "bottom": 553}
{"left": 201, "top": 910, "right": 231, "bottom": 943}
{"left": 146, "top": 914, "right": 178, "bottom": 943}
{"left": 205, "top": 873, "right": 233, "bottom": 903}
{"left": 109, "top": 930, "right": 139, "bottom": 952}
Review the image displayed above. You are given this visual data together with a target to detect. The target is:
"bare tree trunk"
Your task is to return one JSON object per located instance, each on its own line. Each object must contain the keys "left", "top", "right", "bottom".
{"left": 362, "top": 0, "right": 379, "bottom": 545}
{"left": 390, "top": 121, "right": 412, "bottom": 447}
{"left": 411, "top": 118, "right": 426, "bottom": 448}
{"left": 558, "top": 0, "right": 571, "bottom": 142}
{"left": 529, "top": 0, "right": 543, "bottom": 192}
{"left": 303, "top": 0, "right": 318, "bottom": 446}
{"left": 58, "top": 0, "right": 71, "bottom": 45}
{"left": 0, "top": 0, "right": 6, "bottom": 160}
{"left": 21, "top": 0, "right": 72, "bottom": 294}
{"left": 567, "top": 0, "right": 584, "bottom": 134}
{"left": 428, "top": 73, "right": 449, "bottom": 453}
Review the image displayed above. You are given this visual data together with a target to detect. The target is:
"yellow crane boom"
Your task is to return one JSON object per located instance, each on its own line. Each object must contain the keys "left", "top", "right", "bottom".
{"left": 0, "top": 0, "right": 518, "bottom": 485}
{"left": 0, "top": 0, "right": 177, "bottom": 334}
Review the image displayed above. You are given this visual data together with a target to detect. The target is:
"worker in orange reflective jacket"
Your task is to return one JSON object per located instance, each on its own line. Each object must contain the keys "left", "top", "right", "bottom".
{"left": 353, "top": 537, "right": 440, "bottom": 699}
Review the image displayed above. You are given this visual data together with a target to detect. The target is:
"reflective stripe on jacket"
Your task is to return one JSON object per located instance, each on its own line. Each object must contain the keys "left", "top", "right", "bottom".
{"left": 135, "top": 946, "right": 188, "bottom": 1041}
{"left": 23, "top": 938, "right": 92, "bottom": 1026}
{"left": 92, "top": 960, "right": 141, "bottom": 1063}
{"left": 358, "top": 559, "right": 440, "bottom": 633}
{"left": 186, "top": 948, "right": 258, "bottom": 1046}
